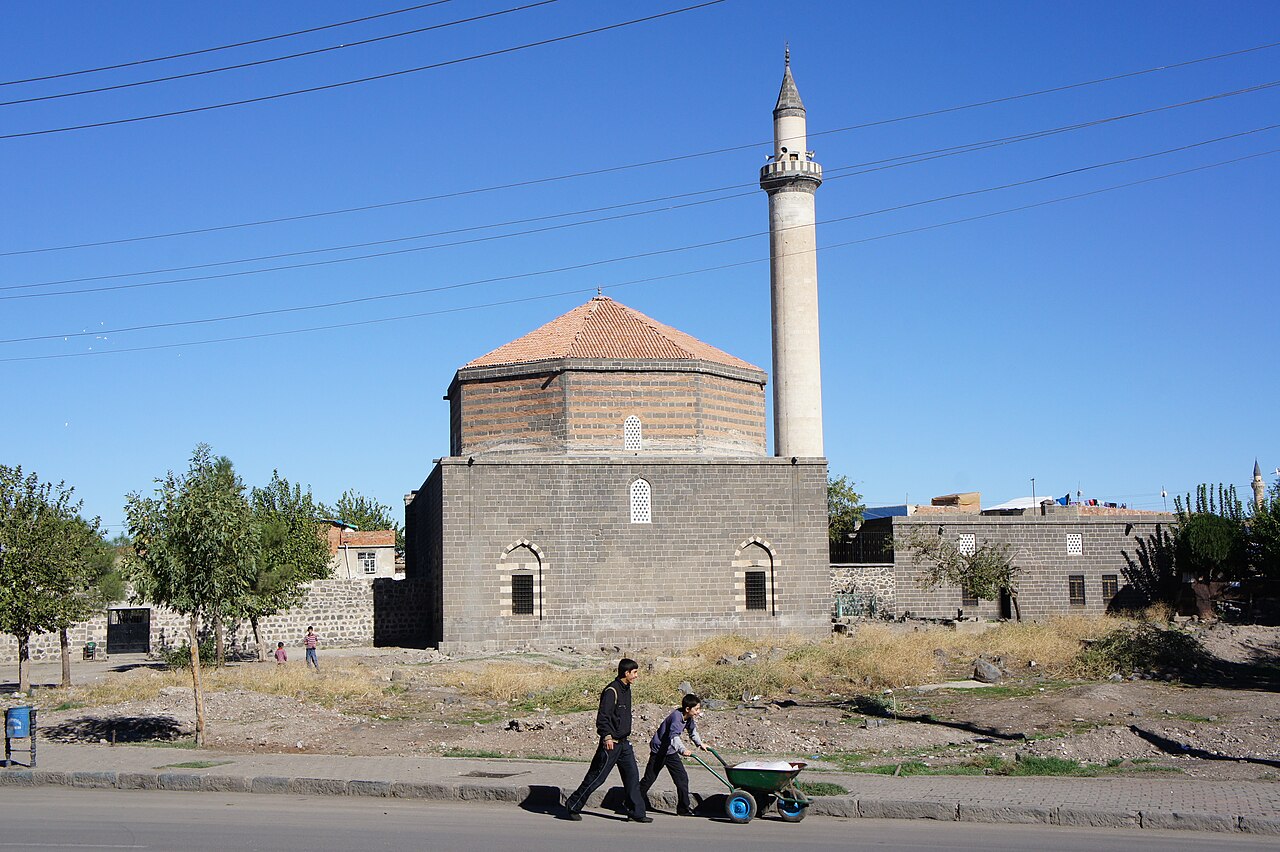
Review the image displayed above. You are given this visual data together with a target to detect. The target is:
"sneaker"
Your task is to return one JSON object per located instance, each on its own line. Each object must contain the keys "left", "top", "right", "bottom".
{"left": 559, "top": 811, "right": 582, "bottom": 821}
{"left": 676, "top": 809, "right": 695, "bottom": 817}
{"left": 628, "top": 815, "right": 653, "bottom": 823}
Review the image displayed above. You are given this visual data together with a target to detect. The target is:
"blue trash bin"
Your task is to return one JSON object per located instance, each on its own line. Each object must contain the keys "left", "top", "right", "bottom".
{"left": 6, "top": 706, "right": 32, "bottom": 738}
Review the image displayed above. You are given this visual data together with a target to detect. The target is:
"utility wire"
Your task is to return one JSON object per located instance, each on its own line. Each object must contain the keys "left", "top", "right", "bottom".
{"left": 0, "top": 1, "right": 560, "bottom": 108}
{"left": 0, "top": 1, "right": 458, "bottom": 87}
{"left": 10, "top": 125, "right": 1276, "bottom": 339}
{"left": 5, "top": 147, "right": 1274, "bottom": 364}
{"left": 0, "top": 1, "right": 728, "bottom": 142}
{"left": 7, "top": 75, "right": 1278, "bottom": 290}
{"left": 2, "top": 35, "right": 1276, "bottom": 255}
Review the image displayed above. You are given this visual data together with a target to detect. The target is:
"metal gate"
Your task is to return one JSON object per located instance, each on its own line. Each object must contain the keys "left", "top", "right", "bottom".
{"left": 106, "top": 608, "right": 151, "bottom": 654}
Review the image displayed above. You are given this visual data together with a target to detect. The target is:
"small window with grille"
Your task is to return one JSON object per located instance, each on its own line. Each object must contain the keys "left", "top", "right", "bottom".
{"left": 745, "top": 570, "right": 767, "bottom": 611}
{"left": 1069, "top": 575, "right": 1086, "bottom": 607}
{"left": 1102, "top": 574, "right": 1118, "bottom": 602}
{"left": 511, "top": 573, "right": 534, "bottom": 615}
{"left": 957, "top": 533, "right": 976, "bottom": 556}
{"left": 961, "top": 587, "right": 979, "bottom": 607}
{"left": 629, "top": 478, "right": 651, "bottom": 524}
{"left": 1066, "top": 533, "right": 1083, "bottom": 555}
{"left": 624, "top": 416, "right": 642, "bottom": 451}
{"left": 358, "top": 551, "right": 377, "bottom": 574}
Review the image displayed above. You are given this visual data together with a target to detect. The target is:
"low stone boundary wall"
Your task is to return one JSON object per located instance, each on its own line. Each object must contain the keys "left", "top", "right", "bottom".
{"left": 0, "top": 577, "right": 428, "bottom": 663}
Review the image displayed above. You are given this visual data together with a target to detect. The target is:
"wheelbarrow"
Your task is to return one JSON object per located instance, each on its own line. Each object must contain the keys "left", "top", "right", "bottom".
{"left": 688, "top": 747, "right": 810, "bottom": 823}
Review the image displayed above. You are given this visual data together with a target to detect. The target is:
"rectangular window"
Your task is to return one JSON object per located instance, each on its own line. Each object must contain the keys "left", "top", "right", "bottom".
{"left": 960, "top": 587, "right": 979, "bottom": 607}
{"left": 957, "top": 533, "right": 976, "bottom": 556}
{"left": 1069, "top": 575, "right": 1086, "bottom": 607}
{"left": 1066, "top": 533, "right": 1083, "bottom": 555}
{"left": 358, "top": 551, "right": 377, "bottom": 574}
{"left": 1102, "top": 574, "right": 1118, "bottom": 602}
{"left": 511, "top": 573, "right": 534, "bottom": 615}
{"left": 745, "top": 571, "right": 767, "bottom": 611}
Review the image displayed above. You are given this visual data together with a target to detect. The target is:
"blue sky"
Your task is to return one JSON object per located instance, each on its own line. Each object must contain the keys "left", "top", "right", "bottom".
{"left": 2, "top": 0, "right": 1277, "bottom": 534}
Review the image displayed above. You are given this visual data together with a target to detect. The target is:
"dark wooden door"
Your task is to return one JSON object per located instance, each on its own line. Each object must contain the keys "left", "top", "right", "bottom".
{"left": 107, "top": 608, "right": 151, "bottom": 654}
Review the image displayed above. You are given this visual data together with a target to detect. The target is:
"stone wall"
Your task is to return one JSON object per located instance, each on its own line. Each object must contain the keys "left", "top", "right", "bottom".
{"left": 409, "top": 456, "right": 829, "bottom": 652}
{"left": 0, "top": 578, "right": 428, "bottom": 664}
{"left": 874, "top": 507, "right": 1175, "bottom": 620}
{"left": 830, "top": 563, "right": 895, "bottom": 612}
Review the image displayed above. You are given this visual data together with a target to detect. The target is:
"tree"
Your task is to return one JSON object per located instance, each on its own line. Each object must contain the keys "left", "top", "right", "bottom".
{"left": 1174, "top": 484, "right": 1248, "bottom": 618}
{"left": 0, "top": 466, "right": 108, "bottom": 693}
{"left": 827, "top": 475, "right": 864, "bottom": 544}
{"left": 320, "top": 489, "right": 403, "bottom": 550}
{"left": 123, "top": 445, "right": 257, "bottom": 746}
{"left": 52, "top": 517, "right": 115, "bottom": 688}
{"left": 1248, "top": 479, "right": 1280, "bottom": 592}
{"left": 904, "top": 526, "right": 1022, "bottom": 620}
{"left": 235, "top": 472, "right": 331, "bottom": 662}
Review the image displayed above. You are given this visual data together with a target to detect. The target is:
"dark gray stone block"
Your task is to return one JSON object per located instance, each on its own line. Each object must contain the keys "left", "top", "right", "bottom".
{"left": 810, "top": 796, "right": 859, "bottom": 818}
{"left": 959, "top": 804, "right": 1052, "bottom": 824}
{"left": 859, "top": 799, "right": 956, "bottom": 820}
{"left": 157, "top": 772, "right": 202, "bottom": 791}
{"left": 250, "top": 775, "right": 291, "bottom": 794}
{"left": 1240, "top": 816, "right": 1280, "bottom": 835}
{"left": 288, "top": 777, "right": 349, "bottom": 796}
{"left": 349, "top": 780, "right": 392, "bottom": 797}
{"left": 1057, "top": 807, "right": 1139, "bottom": 828}
{"left": 70, "top": 771, "right": 118, "bottom": 788}
{"left": 1141, "top": 811, "right": 1235, "bottom": 832}
{"left": 201, "top": 775, "right": 250, "bottom": 793}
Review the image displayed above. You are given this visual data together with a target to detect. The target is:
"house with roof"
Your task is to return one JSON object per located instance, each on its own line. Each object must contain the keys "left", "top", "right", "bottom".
{"left": 323, "top": 521, "right": 399, "bottom": 580}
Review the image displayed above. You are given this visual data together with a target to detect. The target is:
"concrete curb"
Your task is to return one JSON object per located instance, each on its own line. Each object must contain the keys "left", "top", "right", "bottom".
{"left": 0, "top": 768, "right": 1272, "bottom": 834}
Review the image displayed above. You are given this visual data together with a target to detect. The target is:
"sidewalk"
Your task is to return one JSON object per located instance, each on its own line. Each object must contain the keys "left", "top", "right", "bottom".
{"left": 2, "top": 741, "right": 1276, "bottom": 835}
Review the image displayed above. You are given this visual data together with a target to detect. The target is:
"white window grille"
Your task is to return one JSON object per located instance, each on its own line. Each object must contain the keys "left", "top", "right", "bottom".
{"left": 358, "top": 551, "right": 377, "bottom": 574}
{"left": 629, "top": 478, "right": 651, "bottom": 524}
{"left": 624, "top": 416, "right": 642, "bottom": 451}
{"left": 957, "top": 533, "right": 976, "bottom": 556}
{"left": 1066, "top": 533, "right": 1083, "bottom": 556}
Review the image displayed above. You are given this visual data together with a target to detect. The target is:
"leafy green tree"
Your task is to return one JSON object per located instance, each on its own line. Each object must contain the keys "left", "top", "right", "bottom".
{"left": 1173, "top": 483, "right": 1248, "bottom": 617}
{"left": 1248, "top": 480, "right": 1280, "bottom": 590}
{"left": 52, "top": 517, "right": 116, "bottom": 687}
{"left": 827, "top": 475, "right": 864, "bottom": 544}
{"left": 0, "top": 466, "right": 103, "bottom": 693}
{"left": 321, "top": 489, "right": 403, "bottom": 550}
{"left": 123, "top": 445, "right": 257, "bottom": 746}
{"left": 235, "top": 472, "right": 331, "bottom": 661}
{"left": 905, "top": 526, "right": 1022, "bottom": 620}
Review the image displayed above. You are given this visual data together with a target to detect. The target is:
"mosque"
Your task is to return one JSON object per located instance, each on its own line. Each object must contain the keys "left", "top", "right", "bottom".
{"left": 404, "top": 56, "right": 832, "bottom": 651}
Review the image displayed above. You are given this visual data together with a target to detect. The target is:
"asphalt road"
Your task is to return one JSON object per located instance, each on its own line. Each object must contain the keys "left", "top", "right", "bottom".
{"left": 0, "top": 789, "right": 1272, "bottom": 852}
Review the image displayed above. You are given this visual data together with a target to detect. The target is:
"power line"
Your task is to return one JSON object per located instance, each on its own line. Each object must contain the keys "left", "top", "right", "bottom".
{"left": 0, "top": 1, "right": 560, "bottom": 108}
{"left": 3, "top": 36, "right": 1276, "bottom": 256}
{"left": 0, "top": 1, "right": 728, "bottom": 142}
{"left": 10, "top": 130, "right": 1276, "bottom": 342}
{"left": 5, "top": 147, "right": 1274, "bottom": 364}
{"left": 8, "top": 76, "right": 1279, "bottom": 296}
{"left": 0, "top": 1, "right": 458, "bottom": 87}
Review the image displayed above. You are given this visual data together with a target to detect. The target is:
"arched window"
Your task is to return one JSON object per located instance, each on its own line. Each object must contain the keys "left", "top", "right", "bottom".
{"left": 623, "top": 416, "right": 642, "bottom": 451}
{"left": 499, "top": 542, "right": 544, "bottom": 618}
{"left": 734, "top": 539, "right": 776, "bottom": 616}
{"left": 629, "top": 478, "right": 651, "bottom": 524}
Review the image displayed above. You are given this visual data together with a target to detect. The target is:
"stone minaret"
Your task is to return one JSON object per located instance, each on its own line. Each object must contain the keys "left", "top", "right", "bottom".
{"left": 1254, "top": 459, "right": 1266, "bottom": 509}
{"left": 760, "top": 49, "right": 824, "bottom": 458}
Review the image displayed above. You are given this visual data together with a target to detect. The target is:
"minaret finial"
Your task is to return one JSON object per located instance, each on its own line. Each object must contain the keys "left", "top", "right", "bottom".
{"left": 597, "top": 287, "right": 602, "bottom": 296}
{"left": 785, "top": 44, "right": 790, "bottom": 66}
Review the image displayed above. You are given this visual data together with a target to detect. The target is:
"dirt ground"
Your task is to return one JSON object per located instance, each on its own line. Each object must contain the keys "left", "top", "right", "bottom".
{"left": 14, "top": 622, "right": 1280, "bottom": 782}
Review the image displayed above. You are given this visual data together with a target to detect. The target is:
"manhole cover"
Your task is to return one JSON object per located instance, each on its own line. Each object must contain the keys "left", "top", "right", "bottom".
{"left": 460, "top": 770, "right": 530, "bottom": 779}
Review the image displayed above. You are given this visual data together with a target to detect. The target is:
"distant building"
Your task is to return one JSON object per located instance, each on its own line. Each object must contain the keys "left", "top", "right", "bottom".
{"left": 323, "top": 521, "right": 398, "bottom": 580}
{"left": 836, "top": 495, "right": 1174, "bottom": 620}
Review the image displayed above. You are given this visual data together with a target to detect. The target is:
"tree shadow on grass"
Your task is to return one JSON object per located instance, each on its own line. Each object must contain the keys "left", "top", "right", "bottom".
{"left": 41, "top": 715, "right": 187, "bottom": 744}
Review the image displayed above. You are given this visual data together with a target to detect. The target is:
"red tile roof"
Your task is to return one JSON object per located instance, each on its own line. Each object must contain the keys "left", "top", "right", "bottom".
{"left": 465, "top": 296, "right": 761, "bottom": 372}
{"left": 325, "top": 525, "right": 396, "bottom": 555}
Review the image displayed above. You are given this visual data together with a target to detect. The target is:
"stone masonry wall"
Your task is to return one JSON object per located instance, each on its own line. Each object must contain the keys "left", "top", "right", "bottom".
{"left": 883, "top": 510, "right": 1175, "bottom": 620}
{"left": 426, "top": 456, "right": 829, "bottom": 652}
{"left": 0, "top": 578, "right": 428, "bottom": 664}
{"left": 830, "top": 563, "right": 895, "bottom": 611}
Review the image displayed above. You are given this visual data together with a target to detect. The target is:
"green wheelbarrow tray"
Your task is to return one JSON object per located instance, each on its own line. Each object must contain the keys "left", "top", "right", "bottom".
{"left": 688, "top": 747, "right": 811, "bottom": 823}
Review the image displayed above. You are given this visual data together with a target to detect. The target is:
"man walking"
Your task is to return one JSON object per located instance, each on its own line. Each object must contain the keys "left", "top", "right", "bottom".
{"left": 562, "top": 659, "right": 650, "bottom": 822}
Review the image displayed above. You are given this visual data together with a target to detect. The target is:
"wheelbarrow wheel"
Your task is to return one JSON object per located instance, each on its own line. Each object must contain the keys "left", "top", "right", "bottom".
{"left": 777, "top": 797, "right": 806, "bottom": 823}
{"left": 725, "top": 789, "right": 757, "bottom": 824}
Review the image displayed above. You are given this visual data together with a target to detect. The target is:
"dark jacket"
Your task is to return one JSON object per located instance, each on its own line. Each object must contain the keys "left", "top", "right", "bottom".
{"left": 594, "top": 677, "right": 633, "bottom": 741}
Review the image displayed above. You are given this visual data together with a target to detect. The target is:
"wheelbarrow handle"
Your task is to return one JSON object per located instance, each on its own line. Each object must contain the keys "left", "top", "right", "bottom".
{"left": 686, "top": 750, "right": 732, "bottom": 791}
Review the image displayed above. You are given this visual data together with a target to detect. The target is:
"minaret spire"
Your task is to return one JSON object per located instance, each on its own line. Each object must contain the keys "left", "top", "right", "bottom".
{"left": 760, "top": 52, "right": 824, "bottom": 458}
{"left": 1254, "top": 459, "right": 1266, "bottom": 508}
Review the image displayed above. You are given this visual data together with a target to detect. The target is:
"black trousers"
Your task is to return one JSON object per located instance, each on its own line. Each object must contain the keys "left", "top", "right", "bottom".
{"left": 564, "top": 739, "right": 646, "bottom": 818}
{"left": 639, "top": 749, "right": 690, "bottom": 812}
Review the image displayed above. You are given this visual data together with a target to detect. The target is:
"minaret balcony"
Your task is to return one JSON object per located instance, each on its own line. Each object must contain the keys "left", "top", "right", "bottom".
{"left": 759, "top": 159, "right": 823, "bottom": 191}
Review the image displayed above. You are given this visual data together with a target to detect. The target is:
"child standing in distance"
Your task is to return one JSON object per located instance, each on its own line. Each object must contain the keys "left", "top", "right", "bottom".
{"left": 304, "top": 627, "right": 320, "bottom": 671}
{"left": 640, "top": 693, "right": 708, "bottom": 816}
{"left": 273, "top": 642, "right": 287, "bottom": 665}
